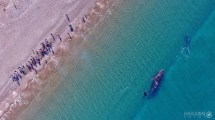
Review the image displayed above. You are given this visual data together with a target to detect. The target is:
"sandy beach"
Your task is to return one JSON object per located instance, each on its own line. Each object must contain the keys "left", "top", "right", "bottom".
{"left": 0, "top": 0, "right": 114, "bottom": 119}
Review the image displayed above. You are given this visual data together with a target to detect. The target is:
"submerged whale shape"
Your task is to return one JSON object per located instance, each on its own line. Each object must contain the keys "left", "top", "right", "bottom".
{"left": 185, "top": 33, "right": 190, "bottom": 48}
{"left": 144, "top": 69, "right": 165, "bottom": 97}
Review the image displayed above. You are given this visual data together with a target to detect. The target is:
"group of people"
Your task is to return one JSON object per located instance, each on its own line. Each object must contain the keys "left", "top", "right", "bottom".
{"left": 9, "top": 14, "right": 81, "bottom": 86}
{"left": 9, "top": 37, "right": 59, "bottom": 86}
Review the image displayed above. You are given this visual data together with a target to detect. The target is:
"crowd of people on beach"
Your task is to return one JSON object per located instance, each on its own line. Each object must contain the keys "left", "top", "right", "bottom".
{"left": 9, "top": 38, "right": 57, "bottom": 86}
{"left": 9, "top": 13, "right": 88, "bottom": 86}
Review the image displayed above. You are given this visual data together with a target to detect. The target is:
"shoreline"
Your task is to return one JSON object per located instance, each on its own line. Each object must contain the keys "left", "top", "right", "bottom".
{"left": 0, "top": 0, "right": 116, "bottom": 119}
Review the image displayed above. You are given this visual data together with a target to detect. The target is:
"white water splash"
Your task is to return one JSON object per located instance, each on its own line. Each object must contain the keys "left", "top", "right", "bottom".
{"left": 180, "top": 47, "right": 190, "bottom": 59}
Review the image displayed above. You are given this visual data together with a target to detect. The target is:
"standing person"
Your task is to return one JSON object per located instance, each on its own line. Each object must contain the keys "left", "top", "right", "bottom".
{"left": 51, "top": 34, "right": 55, "bottom": 41}
{"left": 41, "top": 43, "right": 46, "bottom": 50}
{"left": 82, "top": 17, "right": 86, "bottom": 23}
{"left": 17, "top": 81, "right": 20, "bottom": 86}
{"left": 37, "top": 58, "right": 41, "bottom": 66}
{"left": 58, "top": 34, "right": 62, "bottom": 41}
{"left": 31, "top": 56, "right": 37, "bottom": 67}
{"left": 68, "top": 33, "right": 72, "bottom": 39}
{"left": 66, "top": 14, "right": 70, "bottom": 22}
{"left": 69, "top": 24, "right": 74, "bottom": 32}
{"left": 26, "top": 64, "right": 32, "bottom": 72}
{"left": 36, "top": 51, "right": 39, "bottom": 55}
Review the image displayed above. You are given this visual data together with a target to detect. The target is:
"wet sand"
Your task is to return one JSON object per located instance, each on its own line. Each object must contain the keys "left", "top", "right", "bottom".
{"left": 0, "top": 0, "right": 115, "bottom": 119}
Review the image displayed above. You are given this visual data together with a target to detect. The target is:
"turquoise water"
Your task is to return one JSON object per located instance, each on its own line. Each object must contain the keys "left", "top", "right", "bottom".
{"left": 22, "top": 0, "right": 215, "bottom": 120}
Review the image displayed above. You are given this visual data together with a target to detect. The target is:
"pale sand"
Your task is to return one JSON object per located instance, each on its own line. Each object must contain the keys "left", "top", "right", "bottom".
{"left": 0, "top": 0, "right": 115, "bottom": 119}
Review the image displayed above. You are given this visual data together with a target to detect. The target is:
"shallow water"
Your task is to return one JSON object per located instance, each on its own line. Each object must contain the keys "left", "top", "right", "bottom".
{"left": 20, "top": 0, "right": 215, "bottom": 120}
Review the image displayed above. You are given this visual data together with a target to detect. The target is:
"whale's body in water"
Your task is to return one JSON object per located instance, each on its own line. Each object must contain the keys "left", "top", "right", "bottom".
{"left": 144, "top": 69, "right": 165, "bottom": 97}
